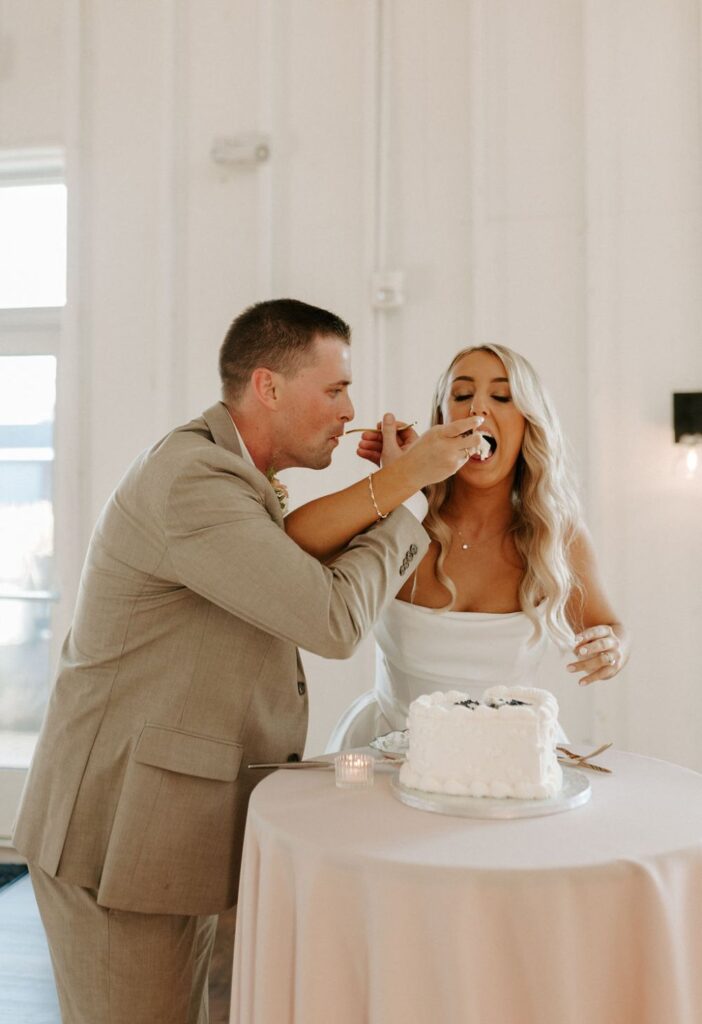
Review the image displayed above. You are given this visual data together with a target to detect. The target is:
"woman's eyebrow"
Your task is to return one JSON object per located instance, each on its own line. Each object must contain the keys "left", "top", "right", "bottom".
{"left": 451, "top": 375, "right": 510, "bottom": 384}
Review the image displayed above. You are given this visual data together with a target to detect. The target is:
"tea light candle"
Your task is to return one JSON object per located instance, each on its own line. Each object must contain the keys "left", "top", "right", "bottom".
{"left": 334, "top": 752, "right": 375, "bottom": 788}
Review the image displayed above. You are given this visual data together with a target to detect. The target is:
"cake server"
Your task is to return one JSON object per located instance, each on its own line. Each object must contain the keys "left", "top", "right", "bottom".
{"left": 247, "top": 760, "right": 334, "bottom": 770}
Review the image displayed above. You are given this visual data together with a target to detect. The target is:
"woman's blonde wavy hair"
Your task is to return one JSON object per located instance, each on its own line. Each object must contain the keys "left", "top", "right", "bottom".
{"left": 423, "top": 344, "right": 582, "bottom": 648}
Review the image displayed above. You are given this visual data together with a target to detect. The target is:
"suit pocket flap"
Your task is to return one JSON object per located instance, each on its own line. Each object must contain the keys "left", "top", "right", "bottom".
{"left": 133, "top": 725, "right": 243, "bottom": 781}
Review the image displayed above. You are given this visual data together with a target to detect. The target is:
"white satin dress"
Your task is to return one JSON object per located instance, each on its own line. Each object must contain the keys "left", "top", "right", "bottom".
{"left": 326, "top": 598, "right": 550, "bottom": 751}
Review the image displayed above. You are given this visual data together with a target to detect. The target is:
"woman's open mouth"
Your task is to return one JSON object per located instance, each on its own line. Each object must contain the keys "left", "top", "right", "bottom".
{"left": 468, "top": 432, "right": 497, "bottom": 462}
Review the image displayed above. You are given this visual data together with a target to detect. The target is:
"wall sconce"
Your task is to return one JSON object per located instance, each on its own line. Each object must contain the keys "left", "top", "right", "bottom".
{"left": 673, "top": 392, "right": 702, "bottom": 479}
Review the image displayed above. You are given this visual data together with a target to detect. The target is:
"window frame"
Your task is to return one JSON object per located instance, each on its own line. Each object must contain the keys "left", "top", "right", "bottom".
{"left": 0, "top": 148, "right": 76, "bottom": 840}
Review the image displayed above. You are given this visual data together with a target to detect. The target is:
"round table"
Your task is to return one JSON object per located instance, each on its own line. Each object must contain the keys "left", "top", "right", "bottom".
{"left": 230, "top": 750, "right": 702, "bottom": 1024}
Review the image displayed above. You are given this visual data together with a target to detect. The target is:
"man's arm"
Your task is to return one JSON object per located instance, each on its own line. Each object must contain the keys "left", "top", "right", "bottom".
{"left": 164, "top": 454, "right": 429, "bottom": 660}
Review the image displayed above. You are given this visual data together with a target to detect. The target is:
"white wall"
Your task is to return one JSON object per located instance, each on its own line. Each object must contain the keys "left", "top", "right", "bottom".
{"left": 582, "top": 0, "right": 702, "bottom": 761}
{"left": 1, "top": 0, "right": 700, "bottom": 765}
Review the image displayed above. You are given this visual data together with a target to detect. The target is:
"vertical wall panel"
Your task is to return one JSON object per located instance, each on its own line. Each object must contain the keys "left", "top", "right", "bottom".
{"left": 0, "top": 0, "right": 64, "bottom": 143}
{"left": 480, "top": 0, "right": 587, "bottom": 462}
{"left": 80, "top": 0, "right": 177, "bottom": 517}
{"left": 180, "top": 0, "right": 269, "bottom": 417}
{"left": 269, "top": 0, "right": 376, "bottom": 754}
{"left": 381, "top": 0, "right": 474, "bottom": 422}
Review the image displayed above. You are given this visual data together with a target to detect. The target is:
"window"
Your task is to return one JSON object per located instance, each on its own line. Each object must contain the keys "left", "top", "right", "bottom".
{"left": 0, "top": 184, "right": 67, "bottom": 308}
{"left": 0, "top": 356, "right": 57, "bottom": 740}
{"left": 0, "top": 149, "right": 65, "bottom": 797}
{"left": 0, "top": 148, "right": 66, "bottom": 309}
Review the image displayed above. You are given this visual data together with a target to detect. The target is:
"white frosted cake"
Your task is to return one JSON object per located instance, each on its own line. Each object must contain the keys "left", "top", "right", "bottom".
{"left": 399, "top": 686, "right": 562, "bottom": 800}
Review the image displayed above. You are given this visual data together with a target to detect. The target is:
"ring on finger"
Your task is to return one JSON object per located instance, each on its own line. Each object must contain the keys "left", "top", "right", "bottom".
{"left": 606, "top": 653, "right": 615, "bottom": 665}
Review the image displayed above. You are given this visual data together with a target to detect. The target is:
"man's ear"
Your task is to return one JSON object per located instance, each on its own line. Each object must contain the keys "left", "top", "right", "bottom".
{"left": 250, "top": 367, "right": 282, "bottom": 409}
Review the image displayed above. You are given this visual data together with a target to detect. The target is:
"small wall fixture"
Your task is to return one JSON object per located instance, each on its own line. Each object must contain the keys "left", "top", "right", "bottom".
{"left": 673, "top": 392, "right": 702, "bottom": 479}
{"left": 210, "top": 133, "right": 270, "bottom": 168}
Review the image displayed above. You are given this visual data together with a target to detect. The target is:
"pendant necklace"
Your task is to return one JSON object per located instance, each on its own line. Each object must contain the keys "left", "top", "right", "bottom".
{"left": 454, "top": 524, "right": 509, "bottom": 552}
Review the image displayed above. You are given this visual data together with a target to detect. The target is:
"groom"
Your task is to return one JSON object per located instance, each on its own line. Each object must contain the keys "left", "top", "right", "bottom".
{"left": 12, "top": 298, "right": 478, "bottom": 1023}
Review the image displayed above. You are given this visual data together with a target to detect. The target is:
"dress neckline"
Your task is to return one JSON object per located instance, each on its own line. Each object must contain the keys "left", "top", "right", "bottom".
{"left": 392, "top": 598, "right": 527, "bottom": 621}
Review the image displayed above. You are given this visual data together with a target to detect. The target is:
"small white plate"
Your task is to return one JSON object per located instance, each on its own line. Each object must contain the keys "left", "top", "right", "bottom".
{"left": 369, "top": 730, "right": 409, "bottom": 754}
{"left": 390, "top": 766, "right": 591, "bottom": 819}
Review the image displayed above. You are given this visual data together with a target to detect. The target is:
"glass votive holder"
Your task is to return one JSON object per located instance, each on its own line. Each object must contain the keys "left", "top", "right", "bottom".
{"left": 334, "top": 752, "right": 375, "bottom": 789}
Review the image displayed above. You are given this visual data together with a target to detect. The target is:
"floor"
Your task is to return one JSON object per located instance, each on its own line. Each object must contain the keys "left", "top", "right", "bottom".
{"left": 0, "top": 873, "right": 236, "bottom": 1023}
{"left": 0, "top": 873, "right": 61, "bottom": 1023}
{"left": 210, "top": 906, "right": 237, "bottom": 1024}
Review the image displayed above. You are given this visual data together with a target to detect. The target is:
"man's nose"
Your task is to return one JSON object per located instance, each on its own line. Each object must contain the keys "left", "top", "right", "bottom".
{"left": 341, "top": 394, "right": 354, "bottom": 422}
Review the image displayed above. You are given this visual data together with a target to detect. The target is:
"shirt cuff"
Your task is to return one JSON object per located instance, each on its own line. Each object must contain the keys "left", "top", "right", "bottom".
{"left": 402, "top": 491, "right": 428, "bottom": 523}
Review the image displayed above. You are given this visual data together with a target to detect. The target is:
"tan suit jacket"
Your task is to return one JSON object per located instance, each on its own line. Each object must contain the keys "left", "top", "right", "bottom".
{"left": 13, "top": 402, "right": 428, "bottom": 915}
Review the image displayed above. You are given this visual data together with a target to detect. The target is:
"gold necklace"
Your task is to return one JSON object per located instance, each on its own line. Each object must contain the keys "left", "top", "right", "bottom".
{"left": 454, "top": 524, "right": 508, "bottom": 552}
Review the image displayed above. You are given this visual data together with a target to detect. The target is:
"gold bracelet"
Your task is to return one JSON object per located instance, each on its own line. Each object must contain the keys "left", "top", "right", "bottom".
{"left": 367, "top": 474, "right": 389, "bottom": 520}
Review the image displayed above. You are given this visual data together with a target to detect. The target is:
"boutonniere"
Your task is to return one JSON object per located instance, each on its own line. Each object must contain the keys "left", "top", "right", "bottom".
{"left": 266, "top": 468, "right": 289, "bottom": 515}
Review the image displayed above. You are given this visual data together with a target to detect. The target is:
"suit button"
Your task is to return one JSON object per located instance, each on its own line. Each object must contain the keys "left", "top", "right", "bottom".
{"left": 298, "top": 681, "right": 306, "bottom": 696}
{"left": 399, "top": 564, "right": 406, "bottom": 576}
{"left": 287, "top": 753, "right": 301, "bottom": 762}
{"left": 409, "top": 543, "right": 418, "bottom": 556}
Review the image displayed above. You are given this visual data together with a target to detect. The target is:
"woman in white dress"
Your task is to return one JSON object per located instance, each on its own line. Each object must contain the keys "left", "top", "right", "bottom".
{"left": 321, "top": 344, "right": 630, "bottom": 749}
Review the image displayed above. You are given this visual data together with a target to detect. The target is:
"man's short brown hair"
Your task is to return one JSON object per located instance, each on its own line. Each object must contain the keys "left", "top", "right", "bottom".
{"left": 219, "top": 298, "right": 351, "bottom": 403}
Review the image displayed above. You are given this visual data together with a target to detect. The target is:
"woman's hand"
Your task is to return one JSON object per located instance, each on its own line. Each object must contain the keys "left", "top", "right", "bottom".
{"left": 567, "top": 625, "right": 624, "bottom": 685}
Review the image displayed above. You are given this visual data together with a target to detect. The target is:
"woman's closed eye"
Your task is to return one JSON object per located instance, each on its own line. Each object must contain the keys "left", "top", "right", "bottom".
{"left": 452, "top": 393, "right": 511, "bottom": 403}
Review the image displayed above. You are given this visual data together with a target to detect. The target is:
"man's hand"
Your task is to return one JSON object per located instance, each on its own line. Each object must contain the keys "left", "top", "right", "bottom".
{"left": 357, "top": 414, "right": 418, "bottom": 467}
{"left": 356, "top": 414, "right": 486, "bottom": 485}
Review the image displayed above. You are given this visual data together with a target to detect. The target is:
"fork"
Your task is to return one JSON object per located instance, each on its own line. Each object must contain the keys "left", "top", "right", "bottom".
{"left": 556, "top": 742, "right": 613, "bottom": 774}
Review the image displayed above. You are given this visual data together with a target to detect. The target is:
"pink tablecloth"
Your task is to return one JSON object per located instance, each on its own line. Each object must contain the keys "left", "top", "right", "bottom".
{"left": 230, "top": 750, "right": 702, "bottom": 1024}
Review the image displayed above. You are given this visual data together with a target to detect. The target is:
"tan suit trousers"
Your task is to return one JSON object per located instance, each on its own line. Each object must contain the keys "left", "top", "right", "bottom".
{"left": 29, "top": 864, "right": 218, "bottom": 1024}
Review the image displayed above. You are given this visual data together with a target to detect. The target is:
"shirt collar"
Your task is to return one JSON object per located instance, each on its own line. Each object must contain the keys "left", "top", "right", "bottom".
{"left": 228, "top": 416, "right": 254, "bottom": 467}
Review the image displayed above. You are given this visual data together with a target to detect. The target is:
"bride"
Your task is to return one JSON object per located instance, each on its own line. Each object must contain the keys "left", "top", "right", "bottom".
{"left": 285, "top": 344, "right": 629, "bottom": 749}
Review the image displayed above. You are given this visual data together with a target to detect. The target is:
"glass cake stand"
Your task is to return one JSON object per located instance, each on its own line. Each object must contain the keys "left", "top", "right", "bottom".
{"left": 390, "top": 766, "right": 591, "bottom": 820}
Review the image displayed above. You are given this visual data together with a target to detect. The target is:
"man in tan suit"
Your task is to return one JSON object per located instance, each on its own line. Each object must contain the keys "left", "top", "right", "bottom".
{"left": 13, "top": 298, "right": 480, "bottom": 1023}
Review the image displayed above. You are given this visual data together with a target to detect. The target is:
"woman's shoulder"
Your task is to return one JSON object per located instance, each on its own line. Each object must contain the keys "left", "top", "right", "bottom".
{"left": 566, "top": 523, "right": 596, "bottom": 572}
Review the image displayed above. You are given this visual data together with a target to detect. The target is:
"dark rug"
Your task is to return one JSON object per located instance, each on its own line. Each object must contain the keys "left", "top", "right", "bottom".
{"left": 0, "top": 864, "right": 28, "bottom": 892}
